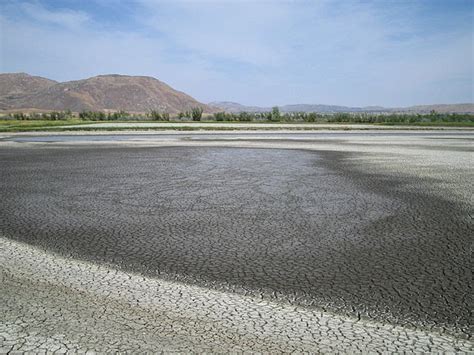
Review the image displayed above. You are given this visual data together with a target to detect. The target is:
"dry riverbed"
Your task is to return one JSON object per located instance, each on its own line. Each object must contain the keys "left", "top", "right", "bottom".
{"left": 0, "top": 130, "right": 473, "bottom": 352}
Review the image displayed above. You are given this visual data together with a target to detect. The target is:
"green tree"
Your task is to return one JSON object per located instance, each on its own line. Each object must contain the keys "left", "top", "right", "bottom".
{"left": 191, "top": 107, "right": 203, "bottom": 121}
{"left": 305, "top": 112, "right": 317, "bottom": 122}
{"left": 271, "top": 106, "right": 280, "bottom": 122}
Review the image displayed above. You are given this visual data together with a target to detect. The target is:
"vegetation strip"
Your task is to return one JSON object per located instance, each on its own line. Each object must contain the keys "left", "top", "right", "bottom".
{"left": 1, "top": 120, "right": 473, "bottom": 133}
{"left": 2, "top": 107, "right": 473, "bottom": 128}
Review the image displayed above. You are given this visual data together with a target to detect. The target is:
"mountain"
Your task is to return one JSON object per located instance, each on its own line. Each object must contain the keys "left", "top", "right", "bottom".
{"left": 2, "top": 73, "right": 472, "bottom": 114}
{"left": 208, "top": 101, "right": 269, "bottom": 113}
{"left": 279, "top": 104, "right": 378, "bottom": 113}
{"left": 0, "top": 73, "right": 57, "bottom": 97}
{"left": 0, "top": 73, "right": 213, "bottom": 113}
{"left": 209, "top": 102, "right": 384, "bottom": 113}
{"left": 0, "top": 73, "right": 58, "bottom": 109}
{"left": 210, "top": 101, "right": 474, "bottom": 114}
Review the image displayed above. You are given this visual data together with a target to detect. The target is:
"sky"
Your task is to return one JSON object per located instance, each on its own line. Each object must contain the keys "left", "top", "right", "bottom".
{"left": 0, "top": 0, "right": 473, "bottom": 107}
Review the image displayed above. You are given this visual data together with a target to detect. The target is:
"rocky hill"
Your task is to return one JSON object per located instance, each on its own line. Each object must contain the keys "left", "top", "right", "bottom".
{"left": 0, "top": 73, "right": 57, "bottom": 97}
{"left": 0, "top": 73, "right": 213, "bottom": 113}
{"left": 0, "top": 73, "right": 58, "bottom": 110}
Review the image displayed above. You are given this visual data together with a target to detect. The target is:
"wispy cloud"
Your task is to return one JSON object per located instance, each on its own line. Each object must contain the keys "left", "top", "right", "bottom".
{"left": 20, "top": 2, "right": 90, "bottom": 29}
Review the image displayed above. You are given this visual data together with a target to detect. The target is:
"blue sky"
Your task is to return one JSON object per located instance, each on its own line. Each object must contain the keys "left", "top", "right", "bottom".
{"left": 1, "top": 0, "right": 472, "bottom": 106}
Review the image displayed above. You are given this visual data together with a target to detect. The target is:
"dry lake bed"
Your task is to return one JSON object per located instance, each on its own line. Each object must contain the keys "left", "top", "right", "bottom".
{"left": 0, "top": 130, "right": 473, "bottom": 352}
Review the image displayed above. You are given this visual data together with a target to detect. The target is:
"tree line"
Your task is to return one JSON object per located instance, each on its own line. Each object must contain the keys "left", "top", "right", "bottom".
{"left": 5, "top": 107, "right": 473, "bottom": 124}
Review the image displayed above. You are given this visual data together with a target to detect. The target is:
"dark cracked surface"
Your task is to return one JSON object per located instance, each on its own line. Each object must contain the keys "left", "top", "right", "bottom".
{"left": 0, "top": 144, "right": 472, "bottom": 339}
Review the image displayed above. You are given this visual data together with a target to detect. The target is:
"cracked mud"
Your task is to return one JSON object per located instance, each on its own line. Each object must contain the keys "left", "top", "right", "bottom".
{"left": 0, "top": 131, "right": 473, "bottom": 352}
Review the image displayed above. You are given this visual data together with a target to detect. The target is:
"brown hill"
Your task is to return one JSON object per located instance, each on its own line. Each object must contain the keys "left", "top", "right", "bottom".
{"left": 0, "top": 73, "right": 213, "bottom": 113}
{"left": 0, "top": 73, "right": 57, "bottom": 109}
{"left": 0, "top": 73, "right": 57, "bottom": 97}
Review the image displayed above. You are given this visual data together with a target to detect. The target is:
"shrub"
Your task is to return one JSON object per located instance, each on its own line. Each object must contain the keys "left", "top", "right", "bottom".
{"left": 149, "top": 110, "right": 162, "bottom": 121}
{"left": 238, "top": 112, "right": 252, "bottom": 121}
{"left": 214, "top": 112, "right": 226, "bottom": 121}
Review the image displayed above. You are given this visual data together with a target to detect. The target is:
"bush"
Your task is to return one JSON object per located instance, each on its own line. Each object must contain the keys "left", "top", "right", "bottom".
{"left": 149, "top": 110, "right": 169, "bottom": 121}
{"left": 149, "top": 110, "right": 162, "bottom": 120}
{"left": 214, "top": 112, "right": 226, "bottom": 121}
{"left": 79, "top": 111, "right": 107, "bottom": 120}
{"left": 238, "top": 112, "right": 252, "bottom": 121}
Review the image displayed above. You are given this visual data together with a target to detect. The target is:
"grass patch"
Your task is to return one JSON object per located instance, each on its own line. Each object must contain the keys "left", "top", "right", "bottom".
{"left": 0, "top": 120, "right": 97, "bottom": 132}
{"left": 0, "top": 119, "right": 473, "bottom": 133}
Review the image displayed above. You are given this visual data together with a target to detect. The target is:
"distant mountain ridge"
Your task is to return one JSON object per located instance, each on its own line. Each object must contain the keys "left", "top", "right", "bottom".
{"left": 0, "top": 73, "right": 213, "bottom": 113}
{"left": 1, "top": 73, "right": 472, "bottom": 114}
{"left": 209, "top": 101, "right": 474, "bottom": 114}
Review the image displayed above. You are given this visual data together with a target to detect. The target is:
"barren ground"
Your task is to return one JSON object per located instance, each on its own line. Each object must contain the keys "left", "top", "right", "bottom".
{"left": 0, "top": 130, "right": 472, "bottom": 352}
